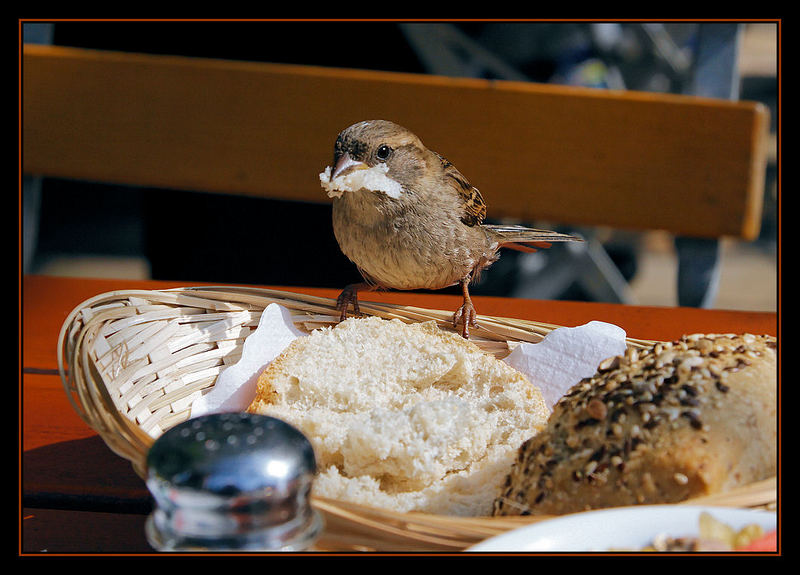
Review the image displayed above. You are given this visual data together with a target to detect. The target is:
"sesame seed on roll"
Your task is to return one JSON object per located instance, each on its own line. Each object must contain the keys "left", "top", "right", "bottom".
{"left": 492, "top": 334, "right": 777, "bottom": 516}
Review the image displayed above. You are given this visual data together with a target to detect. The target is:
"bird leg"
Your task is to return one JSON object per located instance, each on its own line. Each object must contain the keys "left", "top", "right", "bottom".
{"left": 453, "top": 276, "right": 478, "bottom": 338}
{"left": 336, "top": 282, "right": 370, "bottom": 322}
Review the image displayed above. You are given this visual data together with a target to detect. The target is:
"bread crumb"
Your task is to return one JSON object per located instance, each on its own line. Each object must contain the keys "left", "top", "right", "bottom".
{"left": 319, "top": 164, "right": 403, "bottom": 199}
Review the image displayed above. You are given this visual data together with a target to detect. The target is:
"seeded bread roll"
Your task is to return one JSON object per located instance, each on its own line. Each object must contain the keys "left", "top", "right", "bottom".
{"left": 492, "top": 333, "right": 777, "bottom": 516}
{"left": 247, "top": 316, "right": 549, "bottom": 516}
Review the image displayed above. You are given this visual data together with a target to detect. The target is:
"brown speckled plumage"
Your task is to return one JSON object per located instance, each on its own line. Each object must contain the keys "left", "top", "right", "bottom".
{"left": 325, "top": 120, "right": 583, "bottom": 337}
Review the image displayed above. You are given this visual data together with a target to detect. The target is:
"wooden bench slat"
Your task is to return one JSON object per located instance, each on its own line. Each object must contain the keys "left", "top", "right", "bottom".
{"left": 22, "top": 44, "right": 770, "bottom": 239}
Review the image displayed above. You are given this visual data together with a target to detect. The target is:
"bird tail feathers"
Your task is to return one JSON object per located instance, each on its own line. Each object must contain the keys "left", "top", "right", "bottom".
{"left": 485, "top": 224, "right": 583, "bottom": 252}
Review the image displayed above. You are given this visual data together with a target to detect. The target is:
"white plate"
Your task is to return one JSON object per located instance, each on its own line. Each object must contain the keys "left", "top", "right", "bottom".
{"left": 467, "top": 506, "right": 776, "bottom": 552}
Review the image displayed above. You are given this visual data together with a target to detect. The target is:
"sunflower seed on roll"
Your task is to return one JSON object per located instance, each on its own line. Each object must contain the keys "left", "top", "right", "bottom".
{"left": 492, "top": 333, "right": 777, "bottom": 516}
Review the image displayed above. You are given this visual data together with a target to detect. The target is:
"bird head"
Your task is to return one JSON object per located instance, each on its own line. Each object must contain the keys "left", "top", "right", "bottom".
{"left": 321, "top": 120, "right": 428, "bottom": 199}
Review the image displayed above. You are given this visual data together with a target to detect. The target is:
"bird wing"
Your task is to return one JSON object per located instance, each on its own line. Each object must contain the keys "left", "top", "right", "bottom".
{"left": 434, "top": 152, "right": 487, "bottom": 227}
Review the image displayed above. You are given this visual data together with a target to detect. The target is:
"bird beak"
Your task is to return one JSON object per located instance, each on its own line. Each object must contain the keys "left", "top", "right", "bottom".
{"left": 330, "top": 152, "right": 367, "bottom": 181}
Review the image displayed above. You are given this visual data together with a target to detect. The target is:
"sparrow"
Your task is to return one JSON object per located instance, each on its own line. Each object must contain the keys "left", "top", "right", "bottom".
{"left": 320, "top": 119, "right": 583, "bottom": 338}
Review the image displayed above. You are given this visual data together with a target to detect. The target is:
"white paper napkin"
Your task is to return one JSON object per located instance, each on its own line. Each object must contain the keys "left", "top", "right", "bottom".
{"left": 190, "top": 303, "right": 306, "bottom": 416}
{"left": 191, "top": 306, "right": 628, "bottom": 417}
{"left": 504, "top": 320, "right": 628, "bottom": 409}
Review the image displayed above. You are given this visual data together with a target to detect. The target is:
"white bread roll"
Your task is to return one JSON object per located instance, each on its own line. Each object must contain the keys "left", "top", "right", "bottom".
{"left": 247, "top": 316, "right": 549, "bottom": 516}
{"left": 493, "top": 333, "right": 777, "bottom": 516}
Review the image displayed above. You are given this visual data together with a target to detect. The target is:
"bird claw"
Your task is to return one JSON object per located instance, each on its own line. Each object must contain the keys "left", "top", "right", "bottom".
{"left": 453, "top": 300, "right": 478, "bottom": 338}
{"left": 336, "top": 285, "right": 361, "bottom": 322}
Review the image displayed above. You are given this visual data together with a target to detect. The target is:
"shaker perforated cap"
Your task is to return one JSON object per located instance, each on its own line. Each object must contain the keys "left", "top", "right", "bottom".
{"left": 145, "top": 412, "right": 322, "bottom": 551}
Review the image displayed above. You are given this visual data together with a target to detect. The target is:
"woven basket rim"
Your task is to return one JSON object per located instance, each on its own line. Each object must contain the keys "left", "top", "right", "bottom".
{"left": 57, "top": 285, "right": 777, "bottom": 551}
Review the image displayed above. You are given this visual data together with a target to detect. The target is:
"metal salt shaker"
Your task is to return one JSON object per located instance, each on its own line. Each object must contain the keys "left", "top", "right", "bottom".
{"left": 145, "top": 412, "right": 323, "bottom": 552}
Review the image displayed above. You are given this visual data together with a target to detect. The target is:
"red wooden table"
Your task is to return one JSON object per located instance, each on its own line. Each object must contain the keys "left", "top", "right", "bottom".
{"left": 20, "top": 274, "right": 778, "bottom": 554}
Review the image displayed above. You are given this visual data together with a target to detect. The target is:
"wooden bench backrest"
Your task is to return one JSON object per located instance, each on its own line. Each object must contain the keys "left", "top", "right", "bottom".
{"left": 22, "top": 44, "right": 770, "bottom": 239}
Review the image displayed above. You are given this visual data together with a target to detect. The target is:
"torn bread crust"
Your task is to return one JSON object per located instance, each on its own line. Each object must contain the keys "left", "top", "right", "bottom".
{"left": 247, "top": 317, "right": 550, "bottom": 516}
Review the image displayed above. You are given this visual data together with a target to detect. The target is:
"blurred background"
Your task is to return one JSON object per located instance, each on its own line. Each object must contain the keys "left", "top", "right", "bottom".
{"left": 21, "top": 21, "right": 778, "bottom": 312}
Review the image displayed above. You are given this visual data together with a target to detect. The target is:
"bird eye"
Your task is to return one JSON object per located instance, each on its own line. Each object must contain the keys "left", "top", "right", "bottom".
{"left": 375, "top": 144, "right": 392, "bottom": 161}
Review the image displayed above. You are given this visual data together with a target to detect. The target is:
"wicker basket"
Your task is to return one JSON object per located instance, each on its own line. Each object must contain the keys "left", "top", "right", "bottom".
{"left": 57, "top": 285, "right": 777, "bottom": 552}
